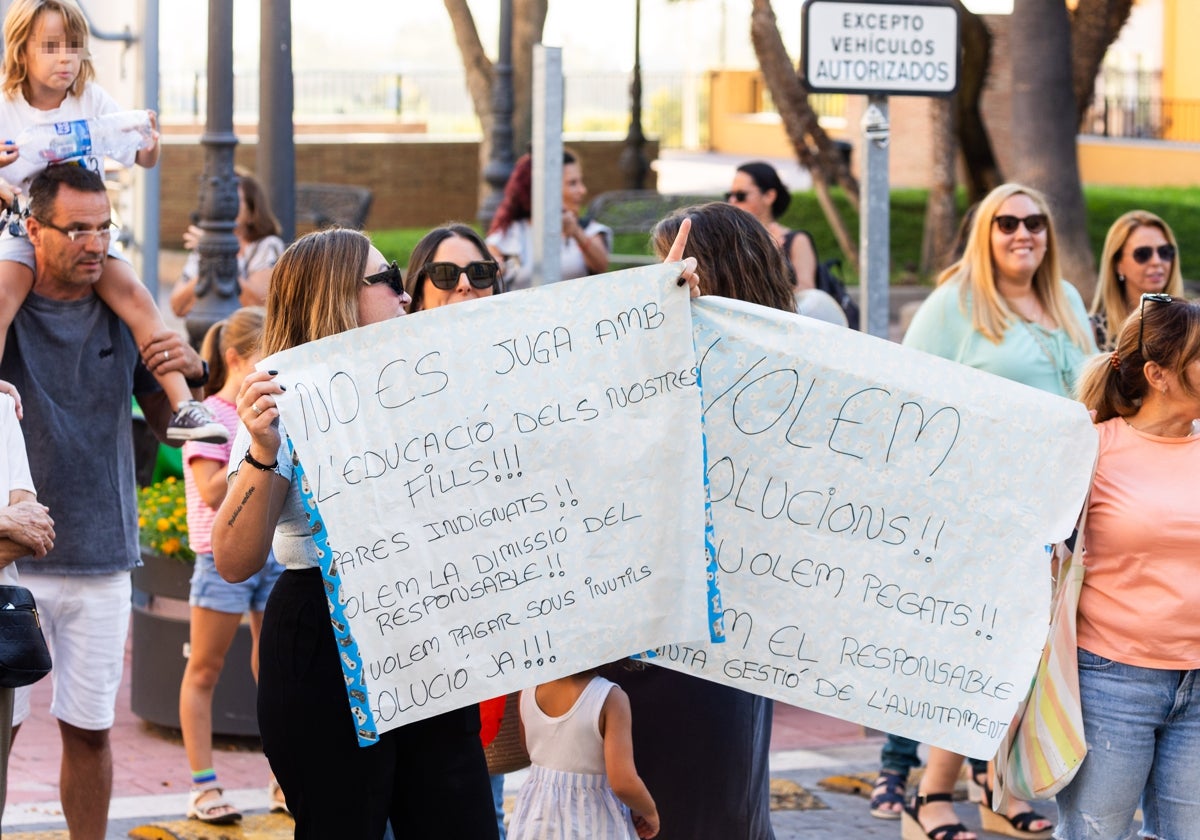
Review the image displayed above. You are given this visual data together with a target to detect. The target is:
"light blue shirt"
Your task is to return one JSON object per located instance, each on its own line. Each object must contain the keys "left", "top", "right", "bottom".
{"left": 903, "top": 280, "right": 1097, "bottom": 398}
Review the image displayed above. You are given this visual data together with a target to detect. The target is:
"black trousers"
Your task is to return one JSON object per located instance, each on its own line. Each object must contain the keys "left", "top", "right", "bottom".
{"left": 258, "top": 569, "right": 498, "bottom": 840}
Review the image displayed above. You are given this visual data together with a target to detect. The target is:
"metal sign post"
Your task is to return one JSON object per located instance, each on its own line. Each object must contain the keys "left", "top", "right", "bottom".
{"left": 801, "top": 0, "right": 960, "bottom": 338}
{"left": 531, "top": 46, "right": 564, "bottom": 287}
{"left": 861, "top": 97, "right": 890, "bottom": 338}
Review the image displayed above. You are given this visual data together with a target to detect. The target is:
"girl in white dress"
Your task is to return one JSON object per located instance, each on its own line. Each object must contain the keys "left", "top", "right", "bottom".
{"left": 509, "top": 670, "right": 659, "bottom": 840}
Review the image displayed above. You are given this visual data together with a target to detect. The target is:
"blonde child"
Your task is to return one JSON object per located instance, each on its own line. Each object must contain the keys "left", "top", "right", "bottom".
{"left": 0, "top": 0, "right": 225, "bottom": 442}
{"left": 509, "top": 669, "right": 659, "bottom": 840}
{"left": 178, "top": 307, "right": 287, "bottom": 824}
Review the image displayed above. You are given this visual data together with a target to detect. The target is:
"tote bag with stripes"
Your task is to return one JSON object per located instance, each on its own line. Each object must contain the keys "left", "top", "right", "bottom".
{"left": 993, "top": 519, "right": 1088, "bottom": 804}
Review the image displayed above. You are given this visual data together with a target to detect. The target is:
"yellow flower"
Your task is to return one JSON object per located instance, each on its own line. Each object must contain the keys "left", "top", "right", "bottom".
{"left": 156, "top": 518, "right": 170, "bottom": 532}
{"left": 160, "top": 537, "right": 181, "bottom": 555}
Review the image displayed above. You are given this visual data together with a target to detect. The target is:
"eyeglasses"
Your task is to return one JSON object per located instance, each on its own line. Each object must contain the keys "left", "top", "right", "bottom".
{"left": 993, "top": 214, "right": 1048, "bottom": 235}
{"left": 724, "top": 190, "right": 750, "bottom": 203}
{"left": 1129, "top": 244, "right": 1176, "bottom": 265}
{"left": 362, "top": 261, "right": 406, "bottom": 296}
{"left": 1138, "top": 292, "right": 1175, "bottom": 358}
{"left": 421, "top": 261, "right": 499, "bottom": 291}
{"left": 34, "top": 218, "right": 117, "bottom": 244}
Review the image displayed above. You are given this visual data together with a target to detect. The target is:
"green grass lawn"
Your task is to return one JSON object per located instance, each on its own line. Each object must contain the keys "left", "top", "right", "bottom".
{"left": 371, "top": 185, "right": 1200, "bottom": 286}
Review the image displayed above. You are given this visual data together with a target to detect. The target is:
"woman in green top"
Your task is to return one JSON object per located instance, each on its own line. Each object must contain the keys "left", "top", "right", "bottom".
{"left": 899, "top": 183, "right": 1096, "bottom": 840}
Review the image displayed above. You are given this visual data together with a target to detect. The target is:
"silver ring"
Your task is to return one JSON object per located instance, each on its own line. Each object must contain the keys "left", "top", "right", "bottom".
{"left": 252, "top": 403, "right": 262, "bottom": 415}
{"left": 163, "top": 350, "right": 169, "bottom": 361}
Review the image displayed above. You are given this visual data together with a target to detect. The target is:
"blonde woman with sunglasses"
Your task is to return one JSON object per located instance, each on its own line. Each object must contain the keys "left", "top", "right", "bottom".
{"left": 899, "top": 183, "right": 1097, "bottom": 840}
{"left": 1089, "top": 210, "right": 1184, "bottom": 352}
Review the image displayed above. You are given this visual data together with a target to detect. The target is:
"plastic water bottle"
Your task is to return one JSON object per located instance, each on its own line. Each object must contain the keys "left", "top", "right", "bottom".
{"left": 14, "top": 109, "right": 154, "bottom": 164}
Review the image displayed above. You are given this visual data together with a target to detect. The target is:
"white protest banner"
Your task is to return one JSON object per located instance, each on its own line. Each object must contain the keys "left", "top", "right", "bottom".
{"left": 262, "top": 263, "right": 709, "bottom": 740}
{"left": 648, "top": 297, "right": 1097, "bottom": 758}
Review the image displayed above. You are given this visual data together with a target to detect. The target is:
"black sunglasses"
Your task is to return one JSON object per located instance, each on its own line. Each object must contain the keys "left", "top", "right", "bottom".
{"left": 724, "top": 190, "right": 750, "bottom": 202}
{"left": 363, "top": 261, "right": 406, "bottom": 296}
{"left": 421, "top": 260, "right": 499, "bottom": 291}
{"left": 1138, "top": 292, "right": 1175, "bottom": 358}
{"left": 1129, "top": 244, "right": 1176, "bottom": 265}
{"left": 993, "top": 214, "right": 1048, "bottom": 235}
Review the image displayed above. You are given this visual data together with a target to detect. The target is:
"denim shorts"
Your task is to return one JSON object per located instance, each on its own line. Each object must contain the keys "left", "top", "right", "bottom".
{"left": 1054, "top": 648, "right": 1200, "bottom": 840}
{"left": 189, "top": 551, "right": 283, "bottom": 614}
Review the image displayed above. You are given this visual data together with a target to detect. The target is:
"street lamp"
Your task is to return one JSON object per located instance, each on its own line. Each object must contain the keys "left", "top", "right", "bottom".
{"left": 186, "top": 0, "right": 241, "bottom": 349}
{"left": 619, "top": 0, "right": 649, "bottom": 190}
{"left": 478, "top": 0, "right": 516, "bottom": 228}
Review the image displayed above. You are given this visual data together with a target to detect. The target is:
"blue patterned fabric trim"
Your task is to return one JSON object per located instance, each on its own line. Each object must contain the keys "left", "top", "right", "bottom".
{"left": 287, "top": 436, "right": 379, "bottom": 746}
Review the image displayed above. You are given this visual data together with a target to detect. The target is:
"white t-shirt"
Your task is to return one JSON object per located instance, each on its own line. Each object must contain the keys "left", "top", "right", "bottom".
{"left": 0, "top": 83, "right": 130, "bottom": 194}
{"left": 486, "top": 218, "right": 613, "bottom": 291}
{"left": 0, "top": 394, "right": 36, "bottom": 585}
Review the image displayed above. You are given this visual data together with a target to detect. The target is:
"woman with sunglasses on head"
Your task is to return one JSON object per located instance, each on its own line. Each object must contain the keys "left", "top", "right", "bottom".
{"left": 900, "top": 183, "right": 1096, "bottom": 840}
{"left": 1088, "top": 210, "right": 1184, "bottom": 352}
{"left": 1058, "top": 293, "right": 1200, "bottom": 840}
{"left": 211, "top": 228, "right": 494, "bottom": 840}
{"left": 486, "top": 149, "right": 611, "bottom": 290}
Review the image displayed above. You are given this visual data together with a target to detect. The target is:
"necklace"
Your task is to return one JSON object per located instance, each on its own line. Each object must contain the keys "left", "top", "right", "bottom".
{"left": 1021, "top": 320, "right": 1074, "bottom": 396}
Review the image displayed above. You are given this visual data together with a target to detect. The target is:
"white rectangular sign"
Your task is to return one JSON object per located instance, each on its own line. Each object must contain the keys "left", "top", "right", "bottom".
{"left": 802, "top": 0, "right": 960, "bottom": 96}
{"left": 263, "top": 264, "right": 709, "bottom": 739}
{"left": 648, "top": 298, "right": 1096, "bottom": 759}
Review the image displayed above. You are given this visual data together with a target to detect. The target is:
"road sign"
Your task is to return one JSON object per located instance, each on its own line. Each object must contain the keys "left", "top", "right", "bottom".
{"left": 802, "top": 0, "right": 960, "bottom": 97}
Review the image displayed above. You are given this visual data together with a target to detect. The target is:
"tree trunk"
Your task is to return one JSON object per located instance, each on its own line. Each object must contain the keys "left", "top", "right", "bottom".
{"left": 955, "top": 2, "right": 1002, "bottom": 202}
{"left": 921, "top": 97, "right": 959, "bottom": 279}
{"left": 749, "top": 0, "right": 860, "bottom": 271}
{"left": 1010, "top": 0, "right": 1095, "bottom": 299}
{"left": 511, "top": 0, "right": 549, "bottom": 156}
{"left": 1069, "top": 0, "right": 1134, "bottom": 127}
{"left": 445, "top": 0, "right": 548, "bottom": 208}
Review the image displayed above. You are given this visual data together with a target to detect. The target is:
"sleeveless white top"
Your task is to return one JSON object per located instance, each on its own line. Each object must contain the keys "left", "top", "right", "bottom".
{"left": 520, "top": 675, "right": 614, "bottom": 775}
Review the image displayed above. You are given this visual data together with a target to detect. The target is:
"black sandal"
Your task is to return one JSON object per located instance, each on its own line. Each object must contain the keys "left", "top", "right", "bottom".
{"left": 869, "top": 770, "right": 907, "bottom": 819}
{"left": 901, "top": 792, "right": 976, "bottom": 840}
{"left": 974, "top": 776, "right": 1053, "bottom": 839}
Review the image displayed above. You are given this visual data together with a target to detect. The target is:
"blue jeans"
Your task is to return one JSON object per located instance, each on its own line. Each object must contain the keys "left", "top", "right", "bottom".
{"left": 880, "top": 733, "right": 988, "bottom": 778}
{"left": 1054, "top": 649, "right": 1200, "bottom": 840}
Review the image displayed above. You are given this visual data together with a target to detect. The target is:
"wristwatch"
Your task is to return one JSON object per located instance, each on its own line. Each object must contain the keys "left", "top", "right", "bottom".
{"left": 185, "top": 360, "right": 209, "bottom": 389}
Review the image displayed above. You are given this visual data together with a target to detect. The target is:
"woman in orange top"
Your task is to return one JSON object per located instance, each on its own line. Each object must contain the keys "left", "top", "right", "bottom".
{"left": 1061, "top": 293, "right": 1200, "bottom": 839}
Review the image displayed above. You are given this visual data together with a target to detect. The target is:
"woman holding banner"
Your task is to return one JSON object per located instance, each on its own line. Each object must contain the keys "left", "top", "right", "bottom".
{"left": 588, "top": 202, "right": 795, "bottom": 840}
{"left": 1059, "top": 293, "right": 1200, "bottom": 840}
{"left": 898, "top": 184, "right": 1096, "bottom": 840}
{"left": 211, "top": 228, "right": 499, "bottom": 840}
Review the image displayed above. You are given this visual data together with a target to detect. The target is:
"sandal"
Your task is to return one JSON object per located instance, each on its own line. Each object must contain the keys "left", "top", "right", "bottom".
{"left": 974, "top": 774, "right": 1053, "bottom": 839}
{"left": 901, "top": 792, "right": 977, "bottom": 840}
{"left": 869, "top": 770, "right": 907, "bottom": 819}
{"left": 268, "top": 775, "right": 290, "bottom": 815}
{"left": 187, "top": 781, "right": 242, "bottom": 825}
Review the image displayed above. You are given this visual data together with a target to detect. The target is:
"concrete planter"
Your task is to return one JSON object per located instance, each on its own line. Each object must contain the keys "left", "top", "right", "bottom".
{"left": 130, "top": 549, "right": 260, "bottom": 737}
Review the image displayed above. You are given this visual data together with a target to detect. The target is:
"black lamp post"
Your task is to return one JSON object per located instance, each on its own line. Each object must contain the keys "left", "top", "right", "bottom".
{"left": 619, "top": 0, "right": 649, "bottom": 190}
{"left": 478, "top": 0, "right": 516, "bottom": 228}
{"left": 186, "top": 0, "right": 241, "bottom": 349}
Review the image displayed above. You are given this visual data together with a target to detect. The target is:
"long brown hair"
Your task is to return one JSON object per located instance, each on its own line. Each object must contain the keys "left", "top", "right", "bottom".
{"left": 651, "top": 202, "right": 796, "bottom": 313}
{"left": 262, "top": 228, "right": 369, "bottom": 356}
{"left": 2, "top": 0, "right": 95, "bottom": 100}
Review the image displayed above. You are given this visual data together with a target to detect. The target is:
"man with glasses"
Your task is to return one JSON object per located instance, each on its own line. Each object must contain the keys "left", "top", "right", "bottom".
{"left": 0, "top": 165, "right": 205, "bottom": 840}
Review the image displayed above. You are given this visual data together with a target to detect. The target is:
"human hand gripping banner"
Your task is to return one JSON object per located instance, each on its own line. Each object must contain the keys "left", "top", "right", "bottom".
{"left": 261, "top": 263, "right": 709, "bottom": 739}
{"left": 649, "top": 297, "right": 1098, "bottom": 759}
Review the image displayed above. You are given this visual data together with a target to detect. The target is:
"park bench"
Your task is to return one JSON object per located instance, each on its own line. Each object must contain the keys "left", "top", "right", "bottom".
{"left": 586, "top": 189, "right": 721, "bottom": 268}
{"left": 296, "top": 182, "right": 374, "bottom": 230}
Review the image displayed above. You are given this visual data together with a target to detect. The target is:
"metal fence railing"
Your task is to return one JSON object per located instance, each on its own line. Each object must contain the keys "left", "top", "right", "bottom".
{"left": 1081, "top": 96, "right": 1200, "bottom": 143}
{"left": 159, "top": 69, "right": 708, "bottom": 144}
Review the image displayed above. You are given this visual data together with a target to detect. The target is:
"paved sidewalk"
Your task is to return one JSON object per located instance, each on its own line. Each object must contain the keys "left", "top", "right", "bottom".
{"left": 4, "top": 644, "right": 897, "bottom": 838}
